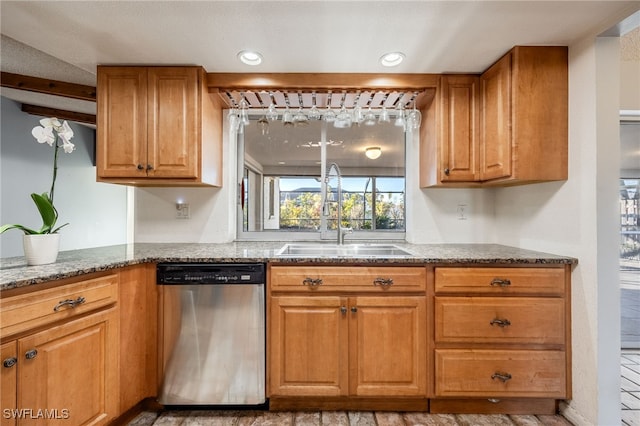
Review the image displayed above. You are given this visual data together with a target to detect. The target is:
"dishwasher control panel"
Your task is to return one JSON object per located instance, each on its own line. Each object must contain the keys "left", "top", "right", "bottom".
{"left": 157, "top": 263, "right": 265, "bottom": 285}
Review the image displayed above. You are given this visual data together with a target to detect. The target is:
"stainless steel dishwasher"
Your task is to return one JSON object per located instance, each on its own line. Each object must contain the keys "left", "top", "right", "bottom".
{"left": 157, "top": 263, "right": 266, "bottom": 407}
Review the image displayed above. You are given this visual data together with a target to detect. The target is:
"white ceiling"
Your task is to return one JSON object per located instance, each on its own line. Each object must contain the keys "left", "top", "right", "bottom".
{"left": 1, "top": 1, "right": 638, "bottom": 78}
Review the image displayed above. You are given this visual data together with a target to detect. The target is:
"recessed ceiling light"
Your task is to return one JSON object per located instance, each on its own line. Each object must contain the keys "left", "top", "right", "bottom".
{"left": 380, "top": 52, "right": 405, "bottom": 67}
{"left": 237, "top": 50, "right": 263, "bottom": 66}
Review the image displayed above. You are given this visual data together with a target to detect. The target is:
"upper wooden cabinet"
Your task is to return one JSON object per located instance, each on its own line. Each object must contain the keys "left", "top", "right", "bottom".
{"left": 421, "top": 75, "right": 480, "bottom": 186}
{"left": 421, "top": 46, "right": 568, "bottom": 187}
{"left": 97, "top": 66, "right": 222, "bottom": 186}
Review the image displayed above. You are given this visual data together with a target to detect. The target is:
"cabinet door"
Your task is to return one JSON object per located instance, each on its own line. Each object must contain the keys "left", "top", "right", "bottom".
{"left": 147, "top": 67, "right": 199, "bottom": 178}
{"left": 480, "top": 52, "right": 512, "bottom": 181}
{"left": 17, "top": 308, "right": 118, "bottom": 426}
{"left": 440, "top": 75, "right": 479, "bottom": 182}
{"left": 349, "top": 296, "right": 426, "bottom": 396}
{"left": 97, "top": 67, "right": 148, "bottom": 178}
{"left": 1, "top": 341, "right": 17, "bottom": 426}
{"left": 270, "top": 296, "right": 348, "bottom": 396}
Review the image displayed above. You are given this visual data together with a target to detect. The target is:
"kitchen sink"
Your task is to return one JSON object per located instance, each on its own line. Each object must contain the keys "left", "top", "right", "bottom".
{"left": 275, "top": 243, "right": 413, "bottom": 258}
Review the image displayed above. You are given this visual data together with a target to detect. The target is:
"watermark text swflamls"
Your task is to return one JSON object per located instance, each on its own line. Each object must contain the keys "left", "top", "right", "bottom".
{"left": 3, "top": 408, "right": 70, "bottom": 420}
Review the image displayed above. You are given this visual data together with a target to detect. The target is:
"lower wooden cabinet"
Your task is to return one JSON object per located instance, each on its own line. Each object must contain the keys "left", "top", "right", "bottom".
{"left": 268, "top": 265, "right": 428, "bottom": 405}
{"left": 434, "top": 349, "right": 566, "bottom": 398}
{"left": 1, "top": 308, "right": 118, "bottom": 426}
{"left": 1, "top": 341, "right": 17, "bottom": 426}
{"left": 118, "top": 264, "right": 158, "bottom": 415}
{"left": 431, "top": 265, "right": 571, "bottom": 413}
{"left": 269, "top": 263, "right": 572, "bottom": 414}
{"left": 270, "top": 295, "right": 426, "bottom": 398}
{"left": 0, "top": 273, "right": 119, "bottom": 426}
{"left": 270, "top": 296, "right": 348, "bottom": 397}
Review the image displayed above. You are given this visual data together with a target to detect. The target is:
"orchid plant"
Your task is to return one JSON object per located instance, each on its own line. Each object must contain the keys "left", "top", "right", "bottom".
{"left": 0, "top": 118, "right": 75, "bottom": 235}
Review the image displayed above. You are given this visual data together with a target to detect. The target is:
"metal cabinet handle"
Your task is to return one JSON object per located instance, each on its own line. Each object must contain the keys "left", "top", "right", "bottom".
{"left": 137, "top": 164, "right": 144, "bottom": 170}
{"left": 146, "top": 164, "right": 153, "bottom": 171}
{"left": 351, "top": 306, "right": 358, "bottom": 313}
{"left": 444, "top": 168, "right": 450, "bottom": 176}
{"left": 373, "top": 277, "right": 394, "bottom": 287}
{"left": 490, "top": 318, "right": 511, "bottom": 327}
{"left": 340, "top": 306, "right": 347, "bottom": 314}
{"left": 24, "top": 349, "right": 38, "bottom": 360}
{"left": 490, "top": 278, "right": 511, "bottom": 287}
{"left": 302, "top": 277, "right": 323, "bottom": 287}
{"left": 3, "top": 357, "right": 17, "bottom": 368}
{"left": 491, "top": 372, "right": 512, "bottom": 383}
{"left": 53, "top": 296, "right": 86, "bottom": 312}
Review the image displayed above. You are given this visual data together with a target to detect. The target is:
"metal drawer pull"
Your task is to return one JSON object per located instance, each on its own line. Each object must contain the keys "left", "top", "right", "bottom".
{"left": 490, "top": 278, "right": 511, "bottom": 287}
{"left": 24, "top": 349, "right": 38, "bottom": 360}
{"left": 351, "top": 306, "right": 358, "bottom": 313}
{"left": 373, "top": 277, "right": 394, "bottom": 287}
{"left": 3, "top": 357, "right": 17, "bottom": 368}
{"left": 491, "top": 372, "right": 512, "bottom": 383}
{"left": 302, "top": 277, "right": 323, "bottom": 287}
{"left": 490, "top": 318, "right": 511, "bottom": 327}
{"left": 53, "top": 296, "right": 86, "bottom": 312}
{"left": 340, "top": 306, "right": 347, "bottom": 314}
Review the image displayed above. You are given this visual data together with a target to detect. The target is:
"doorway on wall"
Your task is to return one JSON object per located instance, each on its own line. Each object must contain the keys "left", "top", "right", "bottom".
{"left": 620, "top": 120, "right": 640, "bottom": 349}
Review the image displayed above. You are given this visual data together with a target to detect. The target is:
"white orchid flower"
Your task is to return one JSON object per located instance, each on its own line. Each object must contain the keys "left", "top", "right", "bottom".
{"left": 39, "top": 117, "right": 62, "bottom": 128}
{"left": 61, "top": 140, "right": 75, "bottom": 154}
{"left": 58, "top": 120, "right": 74, "bottom": 141}
{"left": 32, "top": 125, "right": 56, "bottom": 146}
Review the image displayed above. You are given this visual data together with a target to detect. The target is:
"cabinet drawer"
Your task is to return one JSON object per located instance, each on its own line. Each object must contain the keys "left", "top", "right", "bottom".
{"left": 270, "top": 266, "right": 426, "bottom": 293}
{"left": 434, "top": 349, "right": 566, "bottom": 398}
{"left": 1, "top": 273, "right": 118, "bottom": 337}
{"left": 435, "top": 297, "right": 565, "bottom": 345}
{"left": 435, "top": 267, "right": 565, "bottom": 295}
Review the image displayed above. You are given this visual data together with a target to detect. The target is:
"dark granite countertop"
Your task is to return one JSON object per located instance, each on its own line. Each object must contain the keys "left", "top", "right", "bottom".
{"left": 0, "top": 242, "right": 577, "bottom": 291}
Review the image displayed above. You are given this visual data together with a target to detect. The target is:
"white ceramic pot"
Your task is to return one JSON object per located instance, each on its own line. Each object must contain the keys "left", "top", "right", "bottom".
{"left": 23, "top": 234, "right": 60, "bottom": 266}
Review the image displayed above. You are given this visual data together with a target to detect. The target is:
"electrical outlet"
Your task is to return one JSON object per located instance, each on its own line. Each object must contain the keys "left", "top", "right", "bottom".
{"left": 176, "top": 203, "right": 190, "bottom": 219}
{"left": 457, "top": 204, "right": 468, "bottom": 220}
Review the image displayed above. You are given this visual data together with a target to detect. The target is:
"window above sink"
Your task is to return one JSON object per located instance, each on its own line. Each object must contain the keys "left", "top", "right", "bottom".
{"left": 236, "top": 114, "right": 407, "bottom": 242}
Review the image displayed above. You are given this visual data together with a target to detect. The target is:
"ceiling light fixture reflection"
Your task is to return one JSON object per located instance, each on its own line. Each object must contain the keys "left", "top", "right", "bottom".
{"left": 380, "top": 52, "right": 405, "bottom": 67}
{"left": 365, "top": 147, "right": 382, "bottom": 159}
{"left": 237, "top": 50, "right": 263, "bottom": 66}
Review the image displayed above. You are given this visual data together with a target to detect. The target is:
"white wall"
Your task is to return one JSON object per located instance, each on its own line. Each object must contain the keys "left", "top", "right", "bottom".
{"left": 621, "top": 60, "right": 640, "bottom": 110}
{"left": 493, "top": 37, "right": 622, "bottom": 426}
{"left": 0, "top": 97, "right": 128, "bottom": 257}
{"left": 133, "top": 119, "right": 237, "bottom": 243}
{"left": 406, "top": 132, "right": 496, "bottom": 243}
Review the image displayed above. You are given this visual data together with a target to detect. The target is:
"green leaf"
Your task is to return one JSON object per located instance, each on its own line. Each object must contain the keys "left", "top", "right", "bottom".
{"left": 31, "top": 192, "right": 57, "bottom": 233}
{"left": 0, "top": 223, "right": 41, "bottom": 234}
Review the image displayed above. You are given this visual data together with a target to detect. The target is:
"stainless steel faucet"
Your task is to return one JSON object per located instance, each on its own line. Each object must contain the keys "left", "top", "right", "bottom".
{"left": 324, "top": 162, "right": 353, "bottom": 245}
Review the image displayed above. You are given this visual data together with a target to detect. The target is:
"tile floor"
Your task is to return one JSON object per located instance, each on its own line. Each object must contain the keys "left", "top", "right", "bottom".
{"left": 127, "top": 352, "right": 640, "bottom": 426}
{"left": 128, "top": 410, "right": 574, "bottom": 426}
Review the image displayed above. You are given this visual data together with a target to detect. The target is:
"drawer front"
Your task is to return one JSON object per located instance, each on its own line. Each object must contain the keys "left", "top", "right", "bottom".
{"left": 435, "top": 297, "right": 565, "bottom": 345}
{"left": 270, "top": 266, "right": 426, "bottom": 293}
{"left": 435, "top": 267, "right": 565, "bottom": 295}
{"left": 1, "top": 273, "right": 118, "bottom": 337}
{"left": 435, "top": 349, "right": 566, "bottom": 398}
